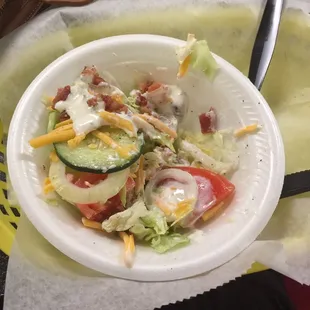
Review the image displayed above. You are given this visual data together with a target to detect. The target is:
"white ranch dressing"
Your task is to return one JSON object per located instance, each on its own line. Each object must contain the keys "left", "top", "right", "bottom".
{"left": 55, "top": 78, "right": 106, "bottom": 136}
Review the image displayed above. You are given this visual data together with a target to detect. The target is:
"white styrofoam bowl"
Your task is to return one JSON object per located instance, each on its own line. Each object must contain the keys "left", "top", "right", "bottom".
{"left": 7, "top": 35, "right": 284, "bottom": 281}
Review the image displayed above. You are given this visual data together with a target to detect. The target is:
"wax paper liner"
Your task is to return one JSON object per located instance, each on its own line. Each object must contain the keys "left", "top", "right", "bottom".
{"left": 4, "top": 216, "right": 270, "bottom": 310}
{"left": 2, "top": 0, "right": 310, "bottom": 309}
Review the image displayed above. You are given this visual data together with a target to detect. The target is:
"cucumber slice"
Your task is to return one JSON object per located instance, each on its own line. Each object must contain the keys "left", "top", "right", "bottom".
{"left": 49, "top": 160, "right": 130, "bottom": 204}
{"left": 55, "top": 128, "right": 143, "bottom": 174}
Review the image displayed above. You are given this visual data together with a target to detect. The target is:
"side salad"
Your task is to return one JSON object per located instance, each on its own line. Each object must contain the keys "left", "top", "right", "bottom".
{"left": 29, "top": 34, "right": 259, "bottom": 267}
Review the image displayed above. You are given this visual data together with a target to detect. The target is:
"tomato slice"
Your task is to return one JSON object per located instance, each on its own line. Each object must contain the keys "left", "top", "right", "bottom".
{"left": 173, "top": 166, "right": 235, "bottom": 226}
{"left": 74, "top": 172, "right": 107, "bottom": 188}
{"left": 72, "top": 173, "right": 135, "bottom": 222}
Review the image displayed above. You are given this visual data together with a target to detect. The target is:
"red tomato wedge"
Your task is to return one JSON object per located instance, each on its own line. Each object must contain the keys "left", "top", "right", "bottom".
{"left": 71, "top": 173, "right": 135, "bottom": 222}
{"left": 173, "top": 167, "right": 235, "bottom": 226}
{"left": 199, "top": 107, "right": 217, "bottom": 134}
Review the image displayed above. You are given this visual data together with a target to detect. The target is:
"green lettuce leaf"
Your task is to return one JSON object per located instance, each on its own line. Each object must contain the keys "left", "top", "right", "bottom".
{"left": 151, "top": 233, "right": 190, "bottom": 253}
{"left": 129, "top": 223, "right": 158, "bottom": 242}
{"left": 191, "top": 40, "right": 219, "bottom": 81}
{"left": 125, "top": 96, "right": 140, "bottom": 113}
{"left": 130, "top": 225, "right": 190, "bottom": 253}
{"left": 101, "top": 199, "right": 148, "bottom": 232}
{"left": 179, "top": 130, "right": 239, "bottom": 175}
{"left": 141, "top": 209, "right": 168, "bottom": 235}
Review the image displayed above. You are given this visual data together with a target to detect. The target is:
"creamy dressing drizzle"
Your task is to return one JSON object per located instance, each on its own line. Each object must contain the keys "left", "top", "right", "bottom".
{"left": 55, "top": 78, "right": 106, "bottom": 135}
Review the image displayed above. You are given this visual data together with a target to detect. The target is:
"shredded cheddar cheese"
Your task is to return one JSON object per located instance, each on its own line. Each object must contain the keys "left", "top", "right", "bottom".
{"left": 155, "top": 199, "right": 171, "bottom": 216}
{"left": 54, "top": 123, "right": 73, "bottom": 132}
{"left": 49, "top": 150, "right": 59, "bottom": 162}
{"left": 111, "top": 94, "right": 123, "bottom": 105}
{"left": 99, "top": 111, "right": 136, "bottom": 136}
{"left": 177, "top": 54, "right": 191, "bottom": 78}
{"left": 119, "top": 232, "right": 135, "bottom": 268}
{"left": 55, "top": 119, "right": 73, "bottom": 128}
{"left": 82, "top": 217, "right": 102, "bottom": 230}
{"left": 202, "top": 202, "right": 225, "bottom": 222}
{"left": 92, "top": 130, "right": 130, "bottom": 158}
{"left": 234, "top": 124, "right": 260, "bottom": 138}
{"left": 29, "top": 129, "right": 76, "bottom": 148}
{"left": 174, "top": 199, "right": 194, "bottom": 219}
{"left": 138, "top": 114, "right": 177, "bottom": 139}
{"left": 67, "top": 134, "right": 86, "bottom": 148}
{"left": 43, "top": 177, "right": 55, "bottom": 194}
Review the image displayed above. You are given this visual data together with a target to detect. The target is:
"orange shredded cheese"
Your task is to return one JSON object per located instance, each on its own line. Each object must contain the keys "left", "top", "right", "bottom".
{"left": 82, "top": 217, "right": 102, "bottom": 230}
{"left": 29, "top": 129, "right": 76, "bottom": 148}
{"left": 43, "top": 177, "right": 54, "bottom": 194}
{"left": 174, "top": 199, "right": 194, "bottom": 219}
{"left": 49, "top": 150, "right": 59, "bottom": 162}
{"left": 119, "top": 232, "right": 135, "bottom": 268}
{"left": 92, "top": 131, "right": 130, "bottom": 158}
{"left": 177, "top": 54, "right": 191, "bottom": 78}
{"left": 202, "top": 202, "right": 225, "bottom": 222}
{"left": 99, "top": 111, "right": 135, "bottom": 136}
{"left": 234, "top": 124, "right": 260, "bottom": 138}
{"left": 67, "top": 134, "right": 86, "bottom": 148}
{"left": 155, "top": 199, "right": 171, "bottom": 216}
{"left": 55, "top": 119, "right": 73, "bottom": 128}
{"left": 137, "top": 114, "right": 177, "bottom": 138}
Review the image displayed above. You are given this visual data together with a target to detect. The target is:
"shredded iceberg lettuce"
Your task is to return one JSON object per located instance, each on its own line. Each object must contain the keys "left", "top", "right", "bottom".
{"left": 150, "top": 233, "right": 190, "bottom": 253}
{"left": 176, "top": 34, "right": 219, "bottom": 80}
{"left": 191, "top": 40, "right": 219, "bottom": 81}
{"left": 178, "top": 131, "right": 239, "bottom": 175}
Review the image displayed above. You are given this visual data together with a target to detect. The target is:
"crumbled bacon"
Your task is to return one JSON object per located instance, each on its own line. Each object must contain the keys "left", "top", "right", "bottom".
{"left": 52, "top": 85, "right": 71, "bottom": 107}
{"left": 136, "top": 93, "right": 148, "bottom": 107}
{"left": 81, "top": 66, "right": 98, "bottom": 76}
{"left": 139, "top": 105, "right": 153, "bottom": 114}
{"left": 92, "top": 75, "right": 105, "bottom": 86}
{"left": 87, "top": 97, "right": 98, "bottom": 107}
{"left": 147, "top": 82, "right": 162, "bottom": 92}
{"left": 81, "top": 66, "right": 105, "bottom": 86}
{"left": 59, "top": 111, "right": 70, "bottom": 122}
{"left": 101, "top": 95, "right": 128, "bottom": 113}
{"left": 199, "top": 107, "right": 217, "bottom": 134}
{"left": 139, "top": 80, "right": 153, "bottom": 93}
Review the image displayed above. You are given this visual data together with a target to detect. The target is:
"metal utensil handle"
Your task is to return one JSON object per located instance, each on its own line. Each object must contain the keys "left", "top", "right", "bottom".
{"left": 249, "top": 0, "right": 310, "bottom": 199}
{"left": 248, "top": 0, "right": 283, "bottom": 90}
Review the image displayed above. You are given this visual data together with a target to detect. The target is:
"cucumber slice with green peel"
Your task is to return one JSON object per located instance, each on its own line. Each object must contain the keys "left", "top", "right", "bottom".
{"left": 54, "top": 128, "right": 144, "bottom": 174}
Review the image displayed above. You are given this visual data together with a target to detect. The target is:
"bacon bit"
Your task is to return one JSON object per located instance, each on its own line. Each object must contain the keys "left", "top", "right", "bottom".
{"left": 199, "top": 107, "right": 217, "bottom": 134}
{"left": 92, "top": 75, "right": 105, "bottom": 86}
{"left": 59, "top": 111, "right": 70, "bottom": 122}
{"left": 136, "top": 93, "right": 148, "bottom": 107}
{"left": 139, "top": 105, "right": 153, "bottom": 114}
{"left": 101, "top": 95, "right": 128, "bottom": 113}
{"left": 81, "top": 66, "right": 106, "bottom": 86}
{"left": 52, "top": 85, "right": 71, "bottom": 107}
{"left": 139, "top": 80, "right": 153, "bottom": 93}
{"left": 147, "top": 82, "right": 162, "bottom": 92}
{"left": 81, "top": 66, "right": 98, "bottom": 76}
{"left": 87, "top": 97, "right": 98, "bottom": 107}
